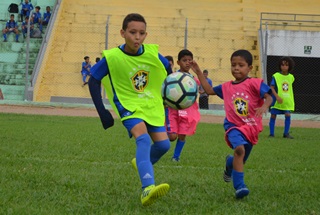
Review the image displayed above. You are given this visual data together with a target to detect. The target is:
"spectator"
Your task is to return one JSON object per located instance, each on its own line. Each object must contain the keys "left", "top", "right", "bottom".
{"left": 42, "top": 6, "right": 51, "bottom": 26}
{"left": 2, "top": 14, "right": 20, "bottom": 42}
{"left": 199, "top": 69, "right": 213, "bottom": 109}
{"left": 31, "top": 6, "right": 42, "bottom": 33}
{"left": 95, "top": 57, "right": 101, "bottom": 63}
{"left": 22, "top": 16, "right": 34, "bottom": 38}
{"left": 81, "top": 56, "right": 91, "bottom": 86}
{"left": 165, "top": 55, "right": 174, "bottom": 72}
{"left": 20, "top": 0, "right": 34, "bottom": 22}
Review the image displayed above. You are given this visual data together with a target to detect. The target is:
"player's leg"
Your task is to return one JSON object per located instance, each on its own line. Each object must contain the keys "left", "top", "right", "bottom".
{"left": 172, "top": 134, "right": 186, "bottom": 161}
{"left": 269, "top": 109, "right": 277, "bottom": 137}
{"left": 226, "top": 129, "right": 250, "bottom": 198}
{"left": 149, "top": 130, "right": 170, "bottom": 164}
{"left": 125, "top": 119, "right": 169, "bottom": 206}
{"left": 283, "top": 111, "right": 293, "bottom": 139}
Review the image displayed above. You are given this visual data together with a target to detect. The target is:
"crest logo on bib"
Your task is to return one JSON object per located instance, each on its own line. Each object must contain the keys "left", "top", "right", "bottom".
{"left": 131, "top": 70, "right": 149, "bottom": 92}
{"left": 234, "top": 97, "right": 248, "bottom": 116}
{"left": 282, "top": 82, "right": 289, "bottom": 92}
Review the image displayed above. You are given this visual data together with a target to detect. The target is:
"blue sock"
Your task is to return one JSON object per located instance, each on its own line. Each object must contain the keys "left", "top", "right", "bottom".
{"left": 82, "top": 75, "right": 86, "bottom": 83}
{"left": 269, "top": 117, "right": 275, "bottom": 136}
{"left": 150, "top": 139, "right": 170, "bottom": 164}
{"left": 232, "top": 170, "right": 245, "bottom": 190}
{"left": 284, "top": 115, "right": 291, "bottom": 135}
{"left": 173, "top": 139, "right": 185, "bottom": 159}
{"left": 226, "top": 155, "right": 233, "bottom": 176}
{"left": 4, "top": 34, "right": 7, "bottom": 40}
{"left": 135, "top": 134, "right": 154, "bottom": 188}
{"left": 227, "top": 156, "right": 233, "bottom": 168}
{"left": 15, "top": 34, "right": 19, "bottom": 41}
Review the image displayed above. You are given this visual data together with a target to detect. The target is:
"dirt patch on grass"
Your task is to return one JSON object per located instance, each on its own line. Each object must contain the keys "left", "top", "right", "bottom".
{"left": 1, "top": 104, "right": 319, "bottom": 129}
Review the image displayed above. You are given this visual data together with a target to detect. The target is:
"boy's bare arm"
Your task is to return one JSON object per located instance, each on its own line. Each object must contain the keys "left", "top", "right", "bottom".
{"left": 270, "top": 86, "right": 283, "bottom": 104}
{"left": 190, "top": 60, "right": 216, "bottom": 95}
{"left": 255, "top": 93, "right": 273, "bottom": 117}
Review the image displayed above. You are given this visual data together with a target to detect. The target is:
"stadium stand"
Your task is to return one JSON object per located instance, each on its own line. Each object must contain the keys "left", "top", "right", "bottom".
{"left": 2, "top": 0, "right": 320, "bottom": 103}
{"left": 0, "top": 0, "right": 56, "bottom": 100}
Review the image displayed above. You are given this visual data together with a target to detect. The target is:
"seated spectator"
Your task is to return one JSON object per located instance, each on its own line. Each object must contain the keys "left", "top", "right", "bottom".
{"left": 22, "top": 16, "right": 34, "bottom": 38}
{"left": 42, "top": 6, "right": 51, "bottom": 26}
{"left": 31, "top": 6, "right": 43, "bottom": 33}
{"left": 81, "top": 56, "right": 92, "bottom": 86}
{"left": 95, "top": 57, "right": 101, "bottom": 63}
{"left": 20, "top": 0, "right": 34, "bottom": 22}
{"left": 2, "top": 14, "right": 20, "bottom": 42}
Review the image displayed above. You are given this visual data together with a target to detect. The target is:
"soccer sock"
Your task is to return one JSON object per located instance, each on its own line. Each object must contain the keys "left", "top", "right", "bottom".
{"left": 173, "top": 139, "right": 185, "bottom": 159}
{"left": 232, "top": 170, "right": 245, "bottom": 190}
{"left": 82, "top": 75, "right": 86, "bottom": 83}
{"left": 15, "top": 34, "right": 19, "bottom": 41}
{"left": 226, "top": 155, "right": 233, "bottom": 175}
{"left": 40, "top": 24, "right": 43, "bottom": 32}
{"left": 269, "top": 117, "right": 276, "bottom": 136}
{"left": 4, "top": 34, "right": 7, "bottom": 40}
{"left": 284, "top": 115, "right": 291, "bottom": 135}
{"left": 150, "top": 139, "right": 170, "bottom": 164}
{"left": 135, "top": 133, "right": 154, "bottom": 188}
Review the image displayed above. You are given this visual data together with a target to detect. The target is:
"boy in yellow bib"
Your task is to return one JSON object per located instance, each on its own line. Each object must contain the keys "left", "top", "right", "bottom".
{"left": 88, "top": 13, "right": 172, "bottom": 206}
{"left": 269, "top": 57, "right": 295, "bottom": 139}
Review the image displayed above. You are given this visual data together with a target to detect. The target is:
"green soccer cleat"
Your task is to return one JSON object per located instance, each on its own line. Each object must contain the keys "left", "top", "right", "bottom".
{"left": 131, "top": 158, "right": 138, "bottom": 172}
{"left": 141, "top": 184, "right": 170, "bottom": 206}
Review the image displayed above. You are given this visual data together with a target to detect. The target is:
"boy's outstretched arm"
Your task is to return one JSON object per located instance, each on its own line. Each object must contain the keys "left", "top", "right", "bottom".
{"left": 255, "top": 93, "right": 273, "bottom": 117}
{"left": 88, "top": 76, "right": 114, "bottom": 129}
{"left": 190, "top": 60, "right": 216, "bottom": 95}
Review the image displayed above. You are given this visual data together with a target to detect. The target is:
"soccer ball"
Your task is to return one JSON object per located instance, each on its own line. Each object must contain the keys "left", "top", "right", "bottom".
{"left": 161, "top": 72, "right": 198, "bottom": 110}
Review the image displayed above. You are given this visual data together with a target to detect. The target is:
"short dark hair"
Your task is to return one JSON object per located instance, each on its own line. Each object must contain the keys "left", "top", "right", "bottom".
{"left": 178, "top": 49, "right": 193, "bottom": 61}
{"left": 230, "top": 49, "right": 253, "bottom": 66}
{"left": 10, "top": 14, "right": 15, "bottom": 17}
{"left": 122, "top": 13, "right": 146, "bottom": 30}
{"left": 278, "top": 56, "right": 295, "bottom": 72}
{"left": 84, "top": 56, "right": 89, "bottom": 60}
{"left": 95, "top": 57, "right": 100, "bottom": 62}
{"left": 35, "top": 6, "right": 40, "bottom": 10}
{"left": 203, "top": 69, "right": 208, "bottom": 74}
{"left": 165, "top": 55, "right": 173, "bottom": 62}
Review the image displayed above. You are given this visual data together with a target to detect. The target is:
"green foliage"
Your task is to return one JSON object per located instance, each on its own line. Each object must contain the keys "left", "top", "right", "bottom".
{"left": 0, "top": 113, "right": 319, "bottom": 214}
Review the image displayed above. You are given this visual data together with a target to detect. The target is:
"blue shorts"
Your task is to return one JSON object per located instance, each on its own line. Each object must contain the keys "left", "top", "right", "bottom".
{"left": 122, "top": 118, "right": 166, "bottom": 138}
{"left": 227, "top": 129, "right": 253, "bottom": 162}
{"left": 270, "top": 108, "right": 291, "bottom": 115}
{"left": 227, "top": 129, "right": 249, "bottom": 149}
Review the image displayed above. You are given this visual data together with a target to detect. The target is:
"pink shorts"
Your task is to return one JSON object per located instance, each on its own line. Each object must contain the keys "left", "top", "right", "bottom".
{"left": 167, "top": 103, "right": 200, "bottom": 135}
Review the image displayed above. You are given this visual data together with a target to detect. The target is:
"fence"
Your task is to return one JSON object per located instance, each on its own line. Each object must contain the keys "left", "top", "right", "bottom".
{"left": 2, "top": 12, "right": 319, "bottom": 114}
{"left": 259, "top": 12, "right": 320, "bottom": 114}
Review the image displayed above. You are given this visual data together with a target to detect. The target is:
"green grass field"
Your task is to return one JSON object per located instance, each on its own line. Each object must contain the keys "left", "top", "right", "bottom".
{"left": 0, "top": 113, "right": 319, "bottom": 214}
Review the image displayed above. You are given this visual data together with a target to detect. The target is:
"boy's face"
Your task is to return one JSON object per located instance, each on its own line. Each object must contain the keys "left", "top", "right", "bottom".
{"left": 47, "top": 7, "right": 50, "bottom": 12}
{"left": 231, "top": 56, "right": 252, "bottom": 82}
{"left": 10, "top": 16, "right": 14, "bottom": 21}
{"left": 85, "top": 58, "right": 90, "bottom": 63}
{"left": 121, "top": 21, "right": 147, "bottom": 54}
{"left": 280, "top": 61, "right": 289, "bottom": 73}
{"left": 177, "top": 55, "right": 193, "bottom": 72}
